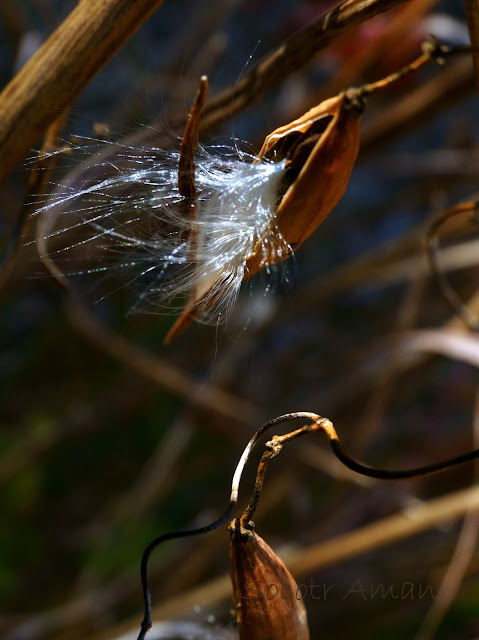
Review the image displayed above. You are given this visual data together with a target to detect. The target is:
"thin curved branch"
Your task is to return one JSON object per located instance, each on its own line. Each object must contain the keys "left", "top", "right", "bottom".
{"left": 197, "top": 0, "right": 412, "bottom": 132}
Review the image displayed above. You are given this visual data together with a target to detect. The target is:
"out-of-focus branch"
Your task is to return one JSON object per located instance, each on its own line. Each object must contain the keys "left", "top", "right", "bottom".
{"left": 65, "top": 298, "right": 261, "bottom": 425}
{"left": 414, "top": 388, "right": 479, "bottom": 640}
{"left": 87, "top": 484, "right": 479, "bottom": 640}
{"left": 361, "top": 56, "right": 474, "bottom": 154}
{"left": 0, "top": 0, "right": 166, "bottom": 183}
{"left": 197, "top": 0, "right": 411, "bottom": 131}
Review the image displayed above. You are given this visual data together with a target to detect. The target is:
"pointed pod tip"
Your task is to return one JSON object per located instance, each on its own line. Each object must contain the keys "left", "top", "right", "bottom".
{"left": 164, "top": 308, "right": 195, "bottom": 344}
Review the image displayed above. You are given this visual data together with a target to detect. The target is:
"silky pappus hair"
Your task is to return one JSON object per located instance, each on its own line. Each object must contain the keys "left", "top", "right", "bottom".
{"left": 32, "top": 135, "right": 292, "bottom": 326}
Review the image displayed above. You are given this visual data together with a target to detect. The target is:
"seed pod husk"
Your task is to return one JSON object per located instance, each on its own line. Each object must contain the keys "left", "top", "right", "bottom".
{"left": 230, "top": 519, "right": 310, "bottom": 640}
{"left": 166, "top": 92, "right": 360, "bottom": 342}
{"left": 244, "top": 93, "right": 360, "bottom": 276}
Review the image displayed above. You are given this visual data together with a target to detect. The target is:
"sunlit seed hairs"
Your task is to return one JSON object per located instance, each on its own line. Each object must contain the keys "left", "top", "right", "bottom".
{"left": 34, "top": 141, "right": 289, "bottom": 325}
{"left": 33, "top": 85, "right": 361, "bottom": 343}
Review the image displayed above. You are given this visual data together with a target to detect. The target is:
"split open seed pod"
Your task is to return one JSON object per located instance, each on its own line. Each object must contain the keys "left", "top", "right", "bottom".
{"left": 244, "top": 93, "right": 361, "bottom": 276}
{"left": 166, "top": 91, "right": 361, "bottom": 342}
{"left": 230, "top": 518, "right": 310, "bottom": 640}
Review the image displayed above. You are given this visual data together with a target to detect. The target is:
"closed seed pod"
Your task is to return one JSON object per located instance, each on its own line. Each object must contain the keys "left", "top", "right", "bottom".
{"left": 230, "top": 519, "right": 310, "bottom": 640}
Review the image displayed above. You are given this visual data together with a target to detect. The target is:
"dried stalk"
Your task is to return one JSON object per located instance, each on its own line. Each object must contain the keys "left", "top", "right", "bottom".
{"left": 361, "top": 56, "right": 474, "bottom": 154}
{"left": 289, "top": 484, "right": 479, "bottom": 575}
{"left": 427, "top": 200, "right": 479, "bottom": 330}
{"left": 106, "top": 483, "right": 479, "bottom": 640}
{"left": 198, "top": 0, "right": 412, "bottom": 132}
{"left": 414, "top": 388, "right": 479, "bottom": 640}
{"left": 136, "top": 411, "right": 479, "bottom": 640}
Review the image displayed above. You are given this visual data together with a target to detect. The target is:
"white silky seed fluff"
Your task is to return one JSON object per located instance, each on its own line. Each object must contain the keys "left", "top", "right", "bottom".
{"left": 33, "top": 139, "right": 290, "bottom": 325}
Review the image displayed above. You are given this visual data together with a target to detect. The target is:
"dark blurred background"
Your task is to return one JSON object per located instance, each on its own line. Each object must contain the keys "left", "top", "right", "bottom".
{"left": 1, "top": 1, "right": 479, "bottom": 639}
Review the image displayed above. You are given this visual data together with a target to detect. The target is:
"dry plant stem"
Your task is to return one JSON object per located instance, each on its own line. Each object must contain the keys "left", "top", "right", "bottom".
{"left": 197, "top": 0, "right": 412, "bottom": 132}
{"left": 137, "top": 505, "right": 235, "bottom": 640}
{"left": 265, "top": 208, "right": 479, "bottom": 417}
{"left": 165, "top": 76, "right": 208, "bottom": 343}
{"left": 0, "top": 109, "right": 69, "bottom": 289}
{"left": 289, "top": 484, "right": 479, "bottom": 576}
{"left": 361, "top": 56, "right": 474, "bottom": 154}
{"left": 274, "top": 225, "right": 425, "bottom": 323}
{"left": 117, "top": 0, "right": 415, "bottom": 153}
{"left": 449, "top": 285, "right": 479, "bottom": 332}
{"left": 136, "top": 412, "right": 316, "bottom": 640}
{"left": 350, "top": 44, "right": 433, "bottom": 98}
{"left": 240, "top": 423, "right": 328, "bottom": 527}
{"left": 353, "top": 272, "right": 425, "bottom": 453}
{"left": 427, "top": 200, "right": 479, "bottom": 330}
{"left": 0, "top": 0, "right": 412, "bottom": 181}
{"left": 315, "top": 0, "right": 438, "bottom": 103}
{"left": 129, "top": 484, "right": 479, "bottom": 633}
{"left": 348, "top": 38, "right": 479, "bottom": 103}
{"left": 0, "top": 0, "right": 166, "bottom": 183}
{"left": 74, "top": 417, "right": 194, "bottom": 589}
{"left": 272, "top": 189, "right": 479, "bottom": 327}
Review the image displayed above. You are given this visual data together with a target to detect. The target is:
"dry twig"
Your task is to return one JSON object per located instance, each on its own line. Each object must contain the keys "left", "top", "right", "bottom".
{"left": 0, "top": 0, "right": 166, "bottom": 183}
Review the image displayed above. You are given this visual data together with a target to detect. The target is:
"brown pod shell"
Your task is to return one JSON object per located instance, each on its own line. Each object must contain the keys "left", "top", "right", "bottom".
{"left": 230, "top": 520, "right": 310, "bottom": 640}
{"left": 165, "top": 93, "right": 360, "bottom": 342}
{"left": 244, "top": 93, "right": 360, "bottom": 276}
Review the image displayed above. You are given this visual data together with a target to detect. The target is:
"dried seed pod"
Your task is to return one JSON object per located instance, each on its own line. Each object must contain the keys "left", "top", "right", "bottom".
{"left": 244, "top": 93, "right": 361, "bottom": 276}
{"left": 167, "top": 39, "right": 463, "bottom": 338}
{"left": 166, "top": 92, "right": 361, "bottom": 341}
{"left": 230, "top": 519, "right": 310, "bottom": 640}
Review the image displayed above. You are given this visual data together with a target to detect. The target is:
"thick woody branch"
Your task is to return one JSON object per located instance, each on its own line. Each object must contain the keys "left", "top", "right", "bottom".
{"left": 0, "top": 0, "right": 165, "bottom": 183}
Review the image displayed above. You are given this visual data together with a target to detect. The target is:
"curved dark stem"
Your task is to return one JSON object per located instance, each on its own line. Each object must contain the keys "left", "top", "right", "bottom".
{"left": 137, "top": 500, "right": 235, "bottom": 640}
{"left": 329, "top": 438, "right": 479, "bottom": 479}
